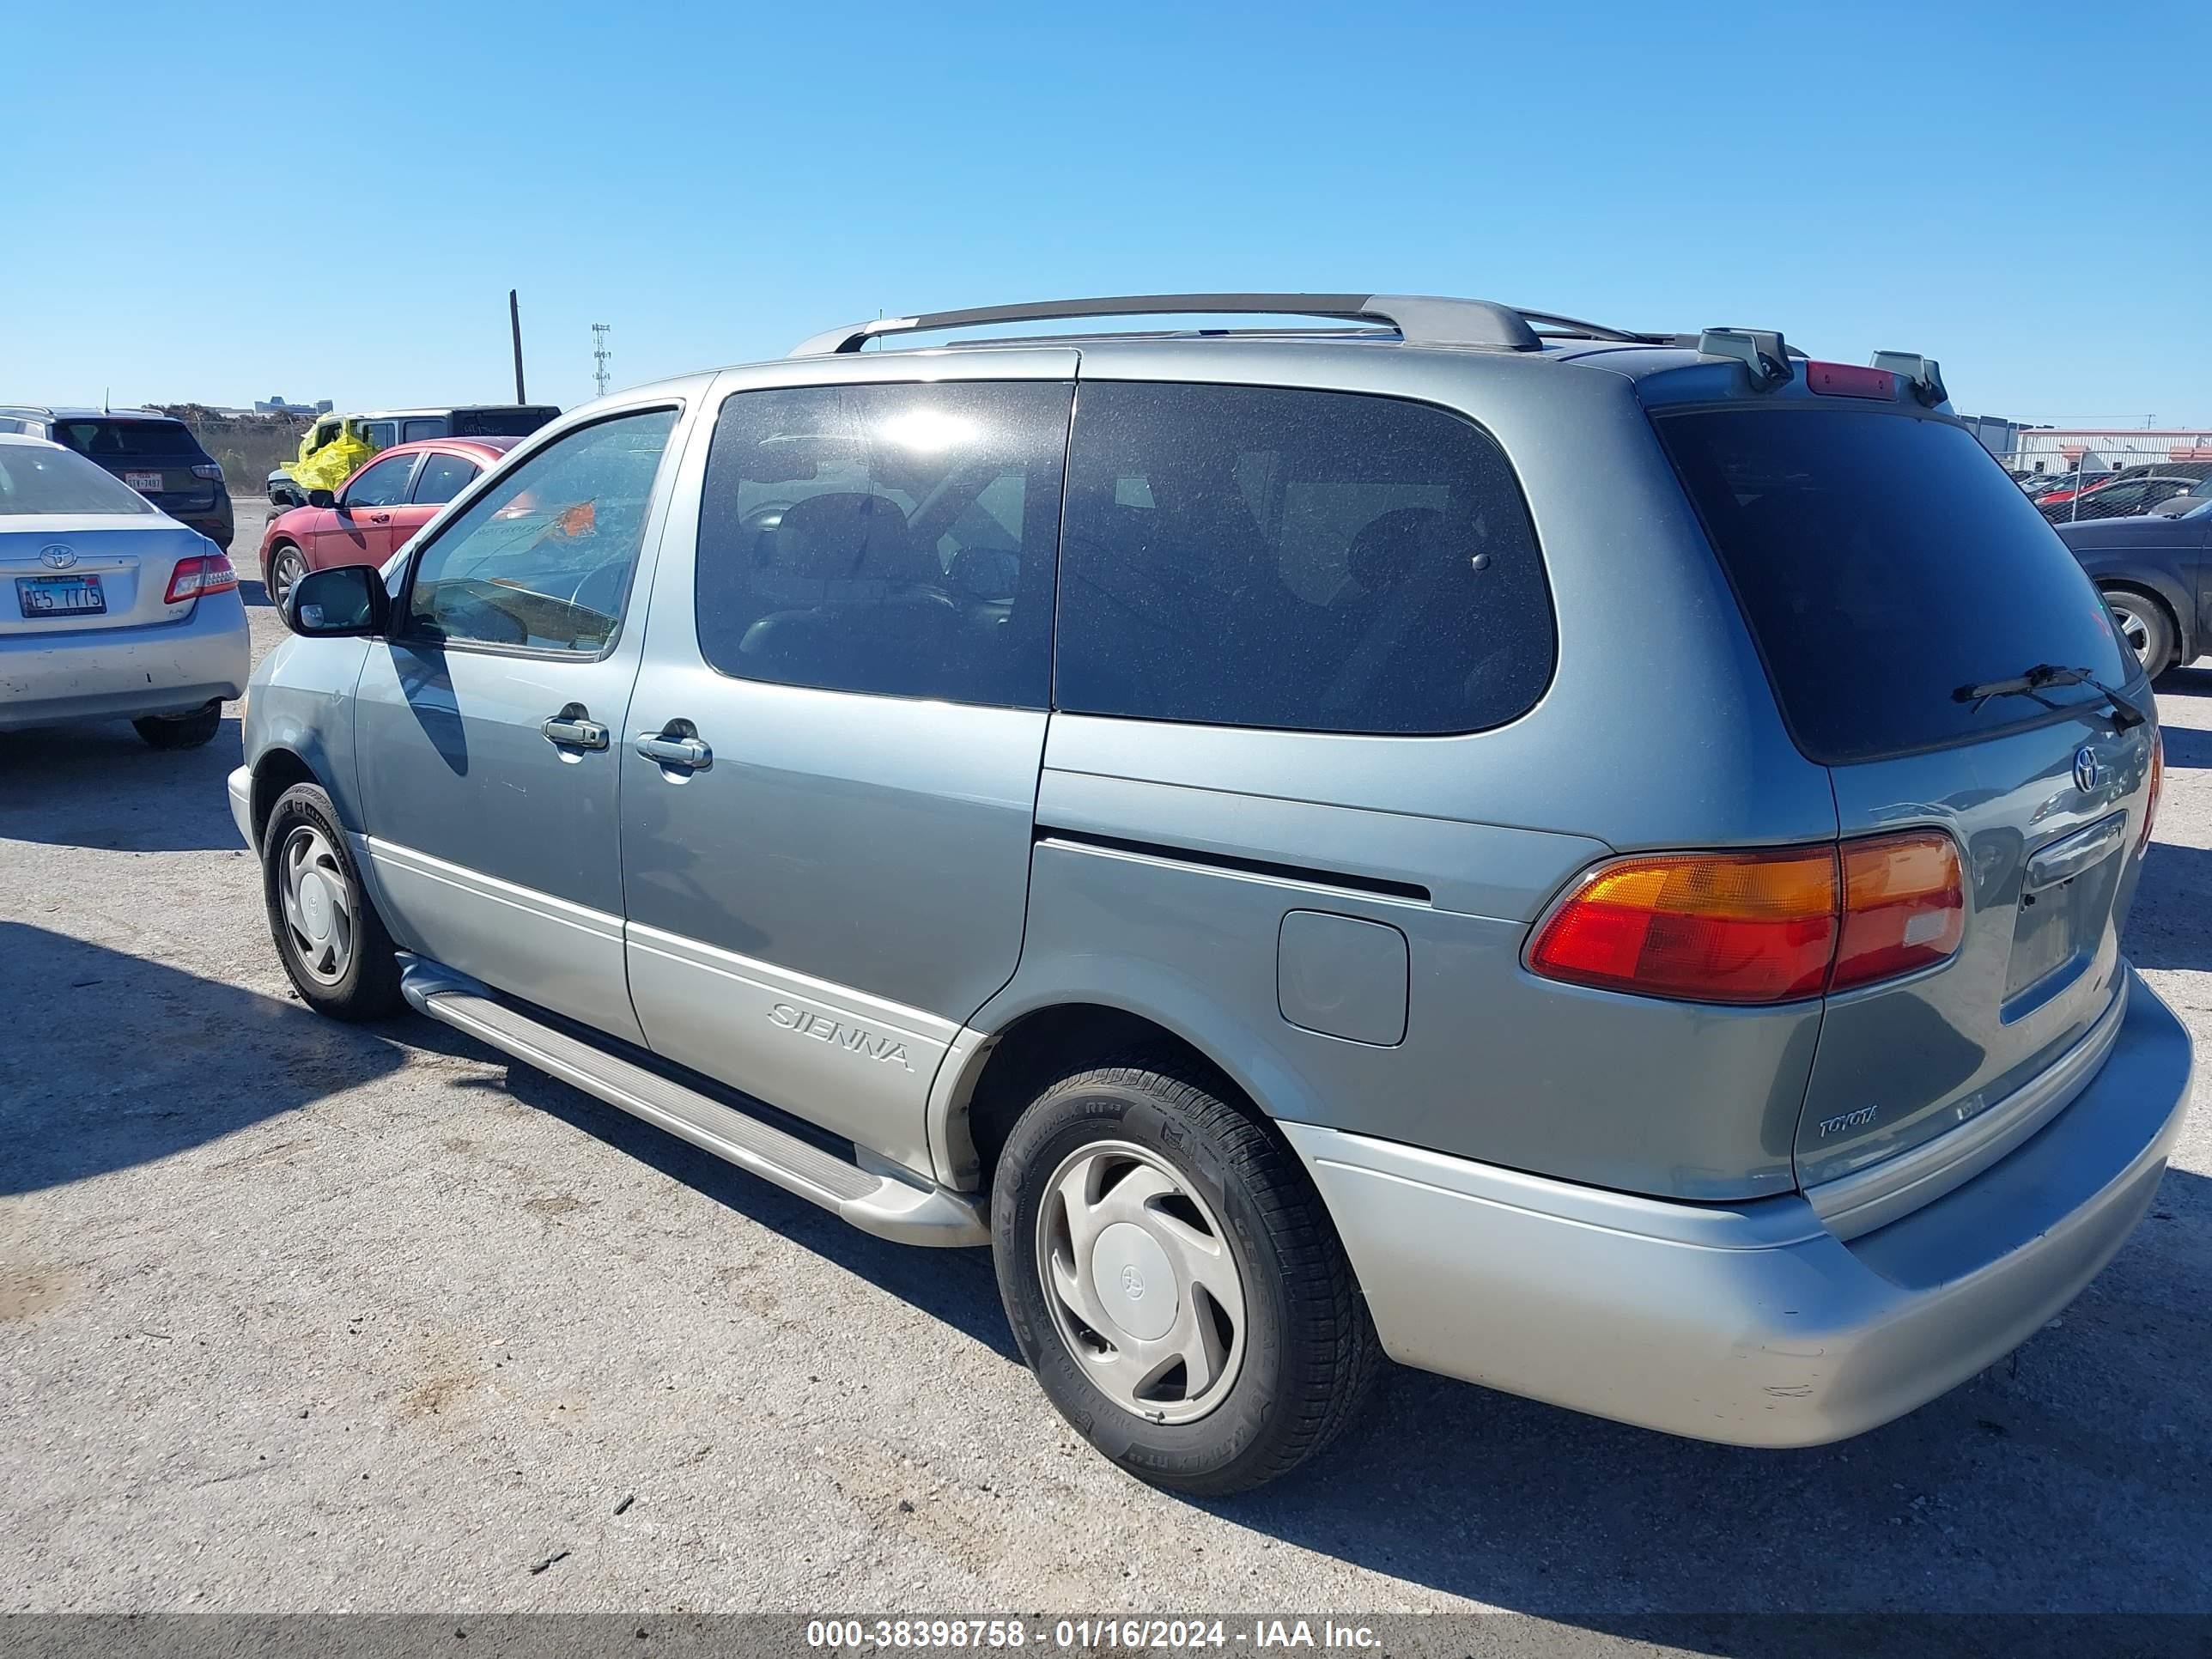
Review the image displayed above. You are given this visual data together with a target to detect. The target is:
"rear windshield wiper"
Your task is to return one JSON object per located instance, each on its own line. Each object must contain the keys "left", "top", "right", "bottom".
{"left": 1953, "top": 663, "right": 2148, "bottom": 731}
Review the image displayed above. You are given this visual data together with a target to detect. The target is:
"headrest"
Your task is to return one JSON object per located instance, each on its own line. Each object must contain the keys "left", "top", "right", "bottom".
{"left": 771, "top": 492, "right": 921, "bottom": 581}
{"left": 1347, "top": 506, "right": 1446, "bottom": 591}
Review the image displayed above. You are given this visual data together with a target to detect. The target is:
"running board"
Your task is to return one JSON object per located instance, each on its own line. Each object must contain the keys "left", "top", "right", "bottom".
{"left": 399, "top": 962, "right": 988, "bottom": 1247}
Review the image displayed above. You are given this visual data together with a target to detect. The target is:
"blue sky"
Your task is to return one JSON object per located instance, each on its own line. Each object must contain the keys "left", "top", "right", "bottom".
{"left": 9, "top": 1, "right": 2208, "bottom": 423}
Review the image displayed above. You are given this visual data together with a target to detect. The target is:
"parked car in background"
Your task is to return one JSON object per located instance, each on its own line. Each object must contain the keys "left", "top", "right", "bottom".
{"left": 2041, "top": 473, "right": 2203, "bottom": 524}
{"left": 267, "top": 405, "right": 558, "bottom": 507}
{"left": 258, "top": 436, "right": 521, "bottom": 608}
{"left": 0, "top": 434, "right": 246, "bottom": 747}
{"left": 0, "top": 406, "right": 234, "bottom": 550}
{"left": 2061, "top": 495, "right": 2212, "bottom": 673}
{"left": 232, "top": 293, "right": 2188, "bottom": 1495}
{"left": 2028, "top": 468, "right": 2118, "bottom": 508}
{"left": 2148, "top": 476, "right": 2212, "bottom": 518}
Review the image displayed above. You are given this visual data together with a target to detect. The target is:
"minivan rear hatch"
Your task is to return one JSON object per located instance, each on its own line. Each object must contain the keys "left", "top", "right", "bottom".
{"left": 1657, "top": 396, "right": 2157, "bottom": 1218}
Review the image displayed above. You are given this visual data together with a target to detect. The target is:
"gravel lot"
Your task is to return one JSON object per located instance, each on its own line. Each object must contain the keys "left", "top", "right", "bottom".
{"left": 3, "top": 497, "right": 2209, "bottom": 1628}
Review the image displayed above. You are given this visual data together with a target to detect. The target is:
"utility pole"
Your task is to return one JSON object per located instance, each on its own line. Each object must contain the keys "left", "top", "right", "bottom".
{"left": 592, "top": 324, "right": 612, "bottom": 398}
{"left": 508, "top": 289, "right": 527, "bottom": 404}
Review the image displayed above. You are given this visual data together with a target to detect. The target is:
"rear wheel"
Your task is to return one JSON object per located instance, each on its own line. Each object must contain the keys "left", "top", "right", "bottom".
{"left": 2102, "top": 586, "right": 2176, "bottom": 676}
{"left": 260, "top": 781, "right": 403, "bottom": 1020}
{"left": 992, "top": 1058, "right": 1382, "bottom": 1495}
{"left": 132, "top": 699, "right": 222, "bottom": 750}
{"left": 267, "top": 541, "right": 307, "bottom": 611}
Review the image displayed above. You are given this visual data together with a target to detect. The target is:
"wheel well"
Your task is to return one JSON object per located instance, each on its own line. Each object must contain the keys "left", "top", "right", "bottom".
{"left": 962, "top": 1002, "right": 1261, "bottom": 1192}
{"left": 249, "top": 749, "right": 319, "bottom": 848}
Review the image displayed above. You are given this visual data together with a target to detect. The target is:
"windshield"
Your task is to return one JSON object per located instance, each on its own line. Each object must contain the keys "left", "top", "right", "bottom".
{"left": 0, "top": 443, "right": 160, "bottom": 515}
{"left": 1658, "top": 408, "right": 2135, "bottom": 764}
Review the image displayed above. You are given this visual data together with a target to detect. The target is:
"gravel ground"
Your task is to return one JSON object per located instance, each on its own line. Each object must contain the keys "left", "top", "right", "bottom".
{"left": 3, "top": 499, "right": 2209, "bottom": 1627}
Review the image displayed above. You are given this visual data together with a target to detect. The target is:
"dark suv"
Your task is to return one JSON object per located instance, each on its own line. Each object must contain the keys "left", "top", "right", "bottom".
{"left": 0, "top": 407, "right": 234, "bottom": 550}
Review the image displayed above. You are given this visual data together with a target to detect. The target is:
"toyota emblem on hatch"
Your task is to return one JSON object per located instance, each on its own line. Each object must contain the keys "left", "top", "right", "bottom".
{"left": 2073, "top": 746, "right": 2101, "bottom": 793}
{"left": 38, "top": 544, "right": 76, "bottom": 569}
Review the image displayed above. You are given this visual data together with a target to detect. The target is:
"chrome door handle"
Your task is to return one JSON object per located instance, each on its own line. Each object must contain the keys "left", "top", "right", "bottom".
{"left": 635, "top": 732, "right": 712, "bottom": 770}
{"left": 541, "top": 709, "right": 609, "bottom": 750}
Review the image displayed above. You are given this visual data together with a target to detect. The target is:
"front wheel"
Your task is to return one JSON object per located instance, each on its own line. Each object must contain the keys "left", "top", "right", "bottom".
{"left": 260, "top": 781, "right": 404, "bottom": 1020}
{"left": 132, "top": 698, "right": 222, "bottom": 750}
{"left": 992, "top": 1059, "right": 1382, "bottom": 1495}
{"left": 267, "top": 541, "right": 307, "bottom": 611}
{"left": 2104, "top": 587, "right": 2176, "bottom": 676}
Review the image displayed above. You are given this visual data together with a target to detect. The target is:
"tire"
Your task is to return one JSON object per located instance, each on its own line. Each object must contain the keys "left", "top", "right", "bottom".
{"left": 267, "top": 541, "right": 307, "bottom": 611}
{"left": 259, "top": 781, "right": 404, "bottom": 1021}
{"left": 992, "top": 1058, "right": 1382, "bottom": 1496}
{"left": 2103, "top": 586, "right": 2177, "bottom": 676}
{"left": 132, "top": 698, "right": 222, "bottom": 750}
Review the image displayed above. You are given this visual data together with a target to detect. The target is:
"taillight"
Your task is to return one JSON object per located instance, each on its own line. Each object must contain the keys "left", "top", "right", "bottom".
{"left": 164, "top": 552, "right": 239, "bottom": 605}
{"left": 1528, "top": 831, "right": 1966, "bottom": 1005}
{"left": 2139, "top": 730, "right": 2164, "bottom": 857}
{"left": 1832, "top": 833, "right": 1964, "bottom": 991}
{"left": 191, "top": 462, "right": 224, "bottom": 482}
{"left": 1527, "top": 846, "right": 1839, "bottom": 1005}
{"left": 1805, "top": 362, "right": 1899, "bottom": 400}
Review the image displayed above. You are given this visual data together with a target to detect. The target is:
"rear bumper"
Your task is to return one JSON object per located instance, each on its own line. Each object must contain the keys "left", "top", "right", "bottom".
{"left": 0, "top": 591, "right": 250, "bottom": 731}
{"left": 1287, "top": 964, "right": 2192, "bottom": 1447}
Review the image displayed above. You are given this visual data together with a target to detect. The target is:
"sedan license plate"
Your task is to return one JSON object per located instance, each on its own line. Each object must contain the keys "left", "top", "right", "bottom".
{"left": 16, "top": 574, "right": 106, "bottom": 617}
{"left": 124, "top": 471, "right": 165, "bottom": 493}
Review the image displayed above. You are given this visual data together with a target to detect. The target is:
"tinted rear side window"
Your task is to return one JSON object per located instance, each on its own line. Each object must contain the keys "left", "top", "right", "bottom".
{"left": 1056, "top": 383, "right": 1553, "bottom": 735}
{"left": 695, "top": 380, "right": 1071, "bottom": 708}
{"left": 1658, "top": 409, "right": 2135, "bottom": 764}
{"left": 52, "top": 419, "right": 201, "bottom": 459}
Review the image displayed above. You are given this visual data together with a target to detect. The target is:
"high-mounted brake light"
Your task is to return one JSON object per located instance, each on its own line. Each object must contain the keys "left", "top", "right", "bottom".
{"left": 2139, "top": 730, "right": 2164, "bottom": 858}
{"left": 1528, "top": 831, "right": 1966, "bottom": 1006}
{"left": 164, "top": 552, "right": 238, "bottom": 605}
{"left": 1806, "top": 362, "right": 1899, "bottom": 400}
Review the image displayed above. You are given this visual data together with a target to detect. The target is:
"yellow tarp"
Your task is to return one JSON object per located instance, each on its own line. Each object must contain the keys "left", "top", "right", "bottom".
{"left": 289, "top": 420, "right": 378, "bottom": 494}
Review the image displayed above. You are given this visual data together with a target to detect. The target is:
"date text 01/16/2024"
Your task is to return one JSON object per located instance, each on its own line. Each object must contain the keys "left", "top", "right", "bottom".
{"left": 805, "top": 1620, "right": 1382, "bottom": 1650}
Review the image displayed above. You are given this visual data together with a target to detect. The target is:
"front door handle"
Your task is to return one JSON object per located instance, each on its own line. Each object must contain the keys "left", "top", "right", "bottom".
{"left": 541, "top": 705, "right": 610, "bottom": 750}
{"left": 635, "top": 728, "right": 712, "bottom": 770}
{"left": 370, "top": 512, "right": 392, "bottom": 524}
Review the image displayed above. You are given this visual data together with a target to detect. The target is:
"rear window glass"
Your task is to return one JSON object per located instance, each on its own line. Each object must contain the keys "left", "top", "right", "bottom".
{"left": 52, "top": 419, "right": 200, "bottom": 459}
{"left": 1056, "top": 383, "right": 1554, "bottom": 735}
{"left": 1658, "top": 409, "right": 2135, "bottom": 764}
{"left": 453, "top": 406, "right": 560, "bottom": 438}
{"left": 0, "top": 444, "right": 157, "bottom": 514}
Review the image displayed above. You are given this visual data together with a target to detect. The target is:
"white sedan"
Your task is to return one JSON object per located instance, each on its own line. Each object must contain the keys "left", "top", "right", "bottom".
{"left": 0, "top": 434, "right": 249, "bottom": 747}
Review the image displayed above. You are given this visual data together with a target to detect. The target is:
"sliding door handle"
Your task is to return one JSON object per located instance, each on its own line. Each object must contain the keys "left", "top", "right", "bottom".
{"left": 635, "top": 731, "right": 713, "bottom": 770}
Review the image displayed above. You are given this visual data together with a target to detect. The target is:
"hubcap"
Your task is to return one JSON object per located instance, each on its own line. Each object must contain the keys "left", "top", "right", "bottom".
{"left": 2108, "top": 600, "right": 2153, "bottom": 665}
{"left": 272, "top": 549, "right": 305, "bottom": 607}
{"left": 279, "top": 824, "right": 355, "bottom": 985}
{"left": 1036, "top": 1140, "right": 1246, "bottom": 1425}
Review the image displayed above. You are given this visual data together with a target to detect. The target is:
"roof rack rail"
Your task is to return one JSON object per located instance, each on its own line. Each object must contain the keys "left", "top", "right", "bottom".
{"left": 788, "top": 293, "right": 1545, "bottom": 357}
{"left": 1515, "top": 310, "right": 1663, "bottom": 344}
{"left": 1869, "top": 350, "right": 1948, "bottom": 408}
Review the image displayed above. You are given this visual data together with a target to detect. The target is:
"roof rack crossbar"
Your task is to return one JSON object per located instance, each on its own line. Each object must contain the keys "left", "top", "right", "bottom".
{"left": 788, "top": 293, "right": 1544, "bottom": 357}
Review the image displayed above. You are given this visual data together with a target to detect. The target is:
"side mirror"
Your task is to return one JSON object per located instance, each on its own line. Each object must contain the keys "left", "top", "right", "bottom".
{"left": 307, "top": 488, "right": 337, "bottom": 509}
{"left": 285, "top": 563, "right": 390, "bottom": 638}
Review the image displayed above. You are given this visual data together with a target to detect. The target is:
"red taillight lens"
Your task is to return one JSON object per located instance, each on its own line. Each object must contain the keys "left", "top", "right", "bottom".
{"left": 1528, "top": 831, "right": 1966, "bottom": 1005}
{"left": 1832, "top": 832, "right": 1965, "bottom": 991}
{"left": 2138, "top": 730, "right": 2164, "bottom": 857}
{"left": 1527, "top": 846, "right": 1840, "bottom": 1005}
{"left": 164, "top": 552, "right": 239, "bottom": 605}
{"left": 1805, "top": 362, "right": 1899, "bottom": 400}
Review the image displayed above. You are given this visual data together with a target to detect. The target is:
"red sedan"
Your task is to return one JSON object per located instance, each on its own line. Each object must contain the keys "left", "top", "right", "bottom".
{"left": 258, "top": 435, "right": 522, "bottom": 608}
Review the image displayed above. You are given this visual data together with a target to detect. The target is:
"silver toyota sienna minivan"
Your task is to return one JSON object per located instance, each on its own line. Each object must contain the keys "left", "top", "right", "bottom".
{"left": 230, "top": 295, "right": 2194, "bottom": 1494}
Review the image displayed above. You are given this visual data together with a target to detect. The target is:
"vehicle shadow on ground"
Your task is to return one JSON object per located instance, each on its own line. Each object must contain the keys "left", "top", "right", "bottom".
{"left": 479, "top": 1054, "right": 1022, "bottom": 1363}
{"left": 0, "top": 717, "right": 244, "bottom": 853}
{"left": 0, "top": 922, "right": 411, "bottom": 1194}
{"left": 2124, "top": 841, "right": 2212, "bottom": 971}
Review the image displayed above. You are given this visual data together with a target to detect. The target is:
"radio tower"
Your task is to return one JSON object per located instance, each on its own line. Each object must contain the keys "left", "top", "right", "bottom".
{"left": 592, "top": 324, "right": 612, "bottom": 398}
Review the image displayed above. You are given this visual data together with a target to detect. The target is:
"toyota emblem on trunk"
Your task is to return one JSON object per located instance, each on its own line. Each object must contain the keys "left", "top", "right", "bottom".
{"left": 38, "top": 544, "right": 76, "bottom": 569}
{"left": 2073, "top": 746, "right": 2101, "bottom": 793}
